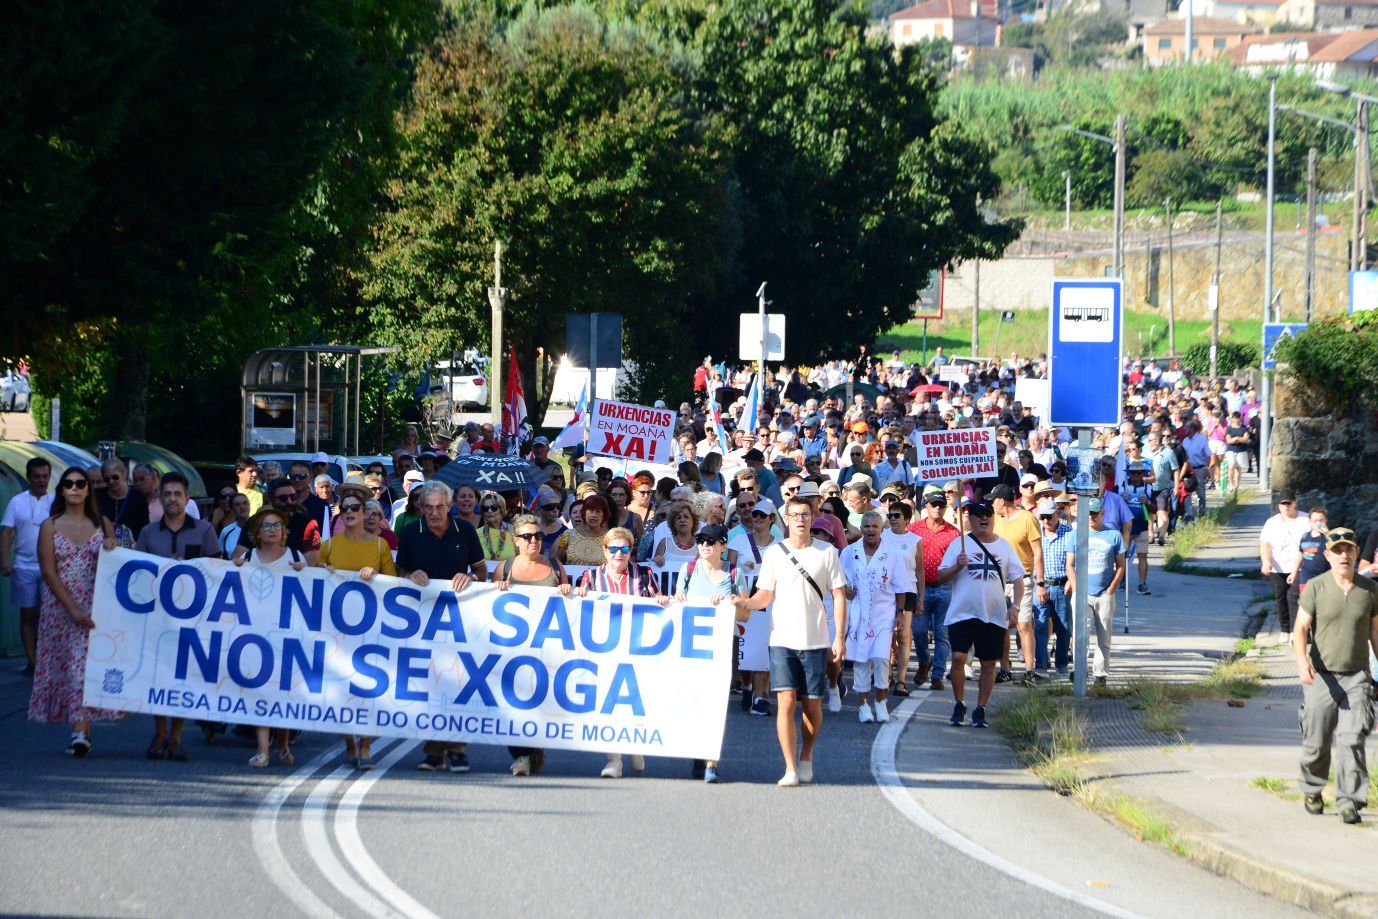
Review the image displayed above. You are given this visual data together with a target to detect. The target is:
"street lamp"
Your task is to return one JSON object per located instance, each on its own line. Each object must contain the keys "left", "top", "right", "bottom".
{"left": 1057, "top": 115, "right": 1127, "bottom": 278}
{"left": 1314, "top": 79, "right": 1373, "bottom": 271}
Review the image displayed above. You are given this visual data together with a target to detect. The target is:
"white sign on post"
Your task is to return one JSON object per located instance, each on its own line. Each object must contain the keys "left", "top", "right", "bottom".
{"left": 912, "top": 428, "right": 1000, "bottom": 481}
{"left": 590, "top": 399, "right": 677, "bottom": 465}
{"left": 938, "top": 365, "right": 969, "bottom": 386}
{"left": 739, "top": 314, "right": 786, "bottom": 361}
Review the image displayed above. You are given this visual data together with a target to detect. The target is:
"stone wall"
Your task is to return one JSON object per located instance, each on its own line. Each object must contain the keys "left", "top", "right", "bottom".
{"left": 1272, "top": 378, "right": 1378, "bottom": 539}
{"left": 946, "top": 229, "right": 1352, "bottom": 321}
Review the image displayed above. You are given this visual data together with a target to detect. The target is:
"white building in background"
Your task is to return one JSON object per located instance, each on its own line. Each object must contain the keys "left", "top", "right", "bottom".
{"left": 888, "top": 0, "right": 999, "bottom": 51}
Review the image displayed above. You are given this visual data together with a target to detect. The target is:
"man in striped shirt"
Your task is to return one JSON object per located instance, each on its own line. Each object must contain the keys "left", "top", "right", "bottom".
{"left": 1033, "top": 499, "right": 1074, "bottom": 677}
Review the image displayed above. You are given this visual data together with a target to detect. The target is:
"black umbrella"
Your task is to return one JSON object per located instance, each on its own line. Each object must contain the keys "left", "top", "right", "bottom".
{"left": 433, "top": 452, "right": 549, "bottom": 491}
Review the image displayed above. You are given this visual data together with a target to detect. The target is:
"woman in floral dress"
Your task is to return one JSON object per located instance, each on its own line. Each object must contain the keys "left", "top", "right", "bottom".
{"left": 28, "top": 466, "right": 121, "bottom": 756}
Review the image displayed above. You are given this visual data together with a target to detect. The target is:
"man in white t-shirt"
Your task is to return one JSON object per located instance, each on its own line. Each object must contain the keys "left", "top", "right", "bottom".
{"left": 933, "top": 500, "right": 1025, "bottom": 729}
{"left": 736, "top": 497, "right": 848, "bottom": 787}
{"left": 1, "top": 457, "right": 54, "bottom": 676}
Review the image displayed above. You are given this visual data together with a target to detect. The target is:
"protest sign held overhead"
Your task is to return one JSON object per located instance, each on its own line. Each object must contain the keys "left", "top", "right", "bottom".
{"left": 589, "top": 398, "right": 676, "bottom": 464}
{"left": 912, "top": 428, "right": 1000, "bottom": 481}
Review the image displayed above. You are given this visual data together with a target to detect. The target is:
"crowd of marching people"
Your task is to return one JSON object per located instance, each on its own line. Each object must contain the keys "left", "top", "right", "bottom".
{"left": 11, "top": 340, "right": 1354, "bottom": 790}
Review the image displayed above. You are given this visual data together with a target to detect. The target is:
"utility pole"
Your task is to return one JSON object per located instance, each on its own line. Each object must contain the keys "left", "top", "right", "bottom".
{"left": 1210, "top": 200, "right": 1223, "bottom": 377}
{"left": 1113, "top": 114, "right": 1127, "bottom": 279}
{"left": 757, "top": 281, "right": 769, "bottom": 385}
{"left": 1165, "top": 197, "right": 1176, "bottom": 356}
{"left": 1261, "top": 75, "right": 1278, "bottom": 494}
{"left": 487, "top": 241, "right": 508, "bottom": 428}
{"left": 972, "top": 260, "right": 981, "bottom": 357}
{"left": 1064, "top": 170, "right": 1072, "bottom": 234}
{"left": 1306, "top": 146, "right": 1318, "bottom": 322}
{"left": 1185, "top": 0, "right": 1194, "bottom": 63}
{"left": 1355, "top": 99, "right": 1370, "bottom": 271}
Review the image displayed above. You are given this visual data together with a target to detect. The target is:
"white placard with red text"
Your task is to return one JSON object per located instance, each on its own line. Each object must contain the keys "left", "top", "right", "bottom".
{"left": 589, "top": 399, "right": 676, "bottom": 464}
{"left": 912, "top": 428, "right": 1000, "bottom": 481}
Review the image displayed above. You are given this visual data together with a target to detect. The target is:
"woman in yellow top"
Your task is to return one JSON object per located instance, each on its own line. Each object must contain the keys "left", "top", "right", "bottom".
{"left": 557, "top": 494, "right": 611, "bottom": 566}
{"left": 316, "top": 483, "right": 396, "bottom": 769}
{"left": 476, "top": 493, "right": 515, "bottom": 562}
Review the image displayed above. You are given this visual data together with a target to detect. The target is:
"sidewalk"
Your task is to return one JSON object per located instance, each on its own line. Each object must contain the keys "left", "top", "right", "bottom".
{"left": 897, "top": 479, "right": 1378, "bottom": 917}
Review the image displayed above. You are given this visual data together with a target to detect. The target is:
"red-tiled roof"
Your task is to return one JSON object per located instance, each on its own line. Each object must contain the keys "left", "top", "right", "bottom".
{"left": 1310, "top": 27, "right": 1378, "bottom": 61}
{"left": 1143, "top": 15, "right": 1262, "bottom": 34}
{"left": 1222, "top": 31, "right": 1344, "bottom": 63}
{"left": 890, "top": 0, "right": 998, "bottom": 21}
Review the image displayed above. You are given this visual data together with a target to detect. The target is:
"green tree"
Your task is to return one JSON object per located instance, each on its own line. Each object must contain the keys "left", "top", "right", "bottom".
{"left": 361, "top": 5, "right": 734, "bottom": 411}
{"left": 1031, "top": 120, "right": 1117, "bottom": 208}
{"left": 694, "top": 0, "right": 1020, "bottom": 364}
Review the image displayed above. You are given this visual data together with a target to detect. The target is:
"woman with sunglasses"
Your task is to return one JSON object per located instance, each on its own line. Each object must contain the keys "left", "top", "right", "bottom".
{"left": 557, "top": 494, "right": 611, "bottom": 567}
{"left": 672, "top": 523, "right": 740, "bottom": 783}
{"left": 317, "top": 483, "right": 397, "bottom": 770}
{"left": 576, "top": 527, "right": 666, "bottom": 778}
{"left": 29, "top": 468, "right": 121, "bottom": 756}
{"left": 233, "top": 507, "right": 305, "bottom": 767}
{"left": 494, "top": 513, "right": 573, "bottom": 777}
{"left": 363, "top": 499, "right": 399, "bottom": 549}
{"left": 209, "top": 483, "right": 239, "bottom": 532}
{"left": 476, "top": 495, "right": 515, "bottom": 562}
{"left": 363, "top": 473, "right": 393, "bottom": 522}
{"left": 625, "top": 472, "right": 656, "bottom": 531}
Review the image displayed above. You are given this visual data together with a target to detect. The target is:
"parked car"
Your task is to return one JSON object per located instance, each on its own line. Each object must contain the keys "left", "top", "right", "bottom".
{"left": 0, "top": 370, "right": 31, "bottom": 412}
{"left": 432, "top": 355, "right": 489, "bottom": 412}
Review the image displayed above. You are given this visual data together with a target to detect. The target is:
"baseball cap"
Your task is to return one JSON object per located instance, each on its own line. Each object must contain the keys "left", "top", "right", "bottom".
{"left": 1035, "top": 499, "right": 1057, "bottom": 517}
{"left": 754, "top": 497, "right": 777, "bottom": 515}
{"left": 880, "top": 483, "right": 907, "bottom": 500}
{"left": 1325, "top": 528, "right": 1359, "bottom": 550}
{"left": 962, "top": 499, "right": 995, "bottom": 516}
{"left": 851, "top": 422, "right": 869, "bottom": 434}
{"left": 532, "top": 436, "right": 549, "bottom": 446}
{"left": 654, "top": 400, "right": 667, "bottom": 409}
{"left": 403, "top": 470, "right": 424, "bottom": 484}
{"left": 987, "top": 484, "right": 1016, "bottom": 502}
{"left": 1019, "top": 473, "right": 1039, "bottom": 487}
{"left": 310, "top": 451, "right": 329, "bottom": 464}
{"left": 696, "top": 523, "right": 730, "bottom": 543}
{"left": 1087, "top": 497, "right": 1103, "bottom": 513}
{"left": 743, "top": 448, "right": 765, "bottom": 463}
{"left": 924, "top": 491, "right": 947, "bottom": 506}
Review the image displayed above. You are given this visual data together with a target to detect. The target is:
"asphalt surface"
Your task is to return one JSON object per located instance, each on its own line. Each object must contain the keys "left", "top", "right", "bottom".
{"left": 0, "top": 657, "right": 1292, "bottom": 918}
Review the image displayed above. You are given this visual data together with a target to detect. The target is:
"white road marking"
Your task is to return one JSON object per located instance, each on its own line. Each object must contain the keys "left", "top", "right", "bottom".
{"left": 301, "top": 748, "right": 411, "bottom": 919}
{"left": 333, "top": 740, "right": 440, "bottom": 919}
{"left": 252, "top": 746, "right": 347, "bottom": 919}
{"left": 871, "top": 695, "right": 1143, "bottom": 919}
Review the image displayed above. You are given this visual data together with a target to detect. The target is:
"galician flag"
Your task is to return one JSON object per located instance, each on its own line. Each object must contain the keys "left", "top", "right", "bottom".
{"left": 502, "top": 346, "right": 527, "bottom": 454}
{"left": 550, "top": 379, "right": 588, "bottom": 450}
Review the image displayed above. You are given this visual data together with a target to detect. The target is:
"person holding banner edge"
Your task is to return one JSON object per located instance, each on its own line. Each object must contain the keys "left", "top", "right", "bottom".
{"left": 733, "top": 497, "right": 848, "bottom": 787}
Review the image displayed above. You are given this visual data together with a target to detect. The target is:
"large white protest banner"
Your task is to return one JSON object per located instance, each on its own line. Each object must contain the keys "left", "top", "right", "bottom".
{"left": 589, "top": 399, "right": 676, "bottom": 465}
{"left": 85, "top": 549, "right": 736, "bottom": 759}
{"left": 912, "top": 428, "right": 1000, "bottom": 481}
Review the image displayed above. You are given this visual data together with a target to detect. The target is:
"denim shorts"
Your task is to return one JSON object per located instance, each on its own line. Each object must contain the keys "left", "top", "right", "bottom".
{"left": 769, "top": 646, "right": 828, "bottom": 699}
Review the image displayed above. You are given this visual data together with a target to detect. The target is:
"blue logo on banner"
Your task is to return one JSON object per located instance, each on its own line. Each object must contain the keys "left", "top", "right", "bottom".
{"left": 103, "top": 668, "right": 125, "bottom": 694}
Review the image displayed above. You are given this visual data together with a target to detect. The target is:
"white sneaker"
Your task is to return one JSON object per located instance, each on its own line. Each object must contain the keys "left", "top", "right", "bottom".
{"left": 601, "top": 755, "right": 622, "bottom": 779}
{"left": 510, "top": 756, "right": 531, "bottom": 776}
{"left": 798, "top": 760, "right": 814, "bottom": 784}
{"left": 827, "top": 687, "right": 842, "bottom": 713}
{"left": 777, "top": 771, "right": 800, "bottom": 787}
{"left": 628, "top": 754, "right": 645, "bottom": 772}
{"left": 858, "top": 701, "right": 874, "bottom": 723}
{"left": 874, "top": 701, "right": 889, "bottom": 723}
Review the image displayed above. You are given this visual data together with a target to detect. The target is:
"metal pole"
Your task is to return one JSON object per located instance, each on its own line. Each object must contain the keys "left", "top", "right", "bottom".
{"left": 1359, "top": 100, "right": 1370, "bottom": 270}
{"left": 1211, "top": 199, "right": 1223, "bottom": 377}
{"left": 1064, "top": 170, "right": 1072, "bottom": 233}
{"left": 922, "top": 319, "right": 929, "bottom": 366}
{"left": 1113, "top": 115, "right": 1126, "bottom": 279}
{"left": 488, "top": 241, "right": 508, "bottom": 429}
{"left": 1306, "top": 146, "right": 1318, "bottom": 323}
{"left": 1073, "top": 427, "right": 1091, "bottom": 699}
{"left": 757, "top": 282, "right": 768, "bottom": 382}
{"left": 1261, "top": 75, "right": 1277, "bottom": 494}
{"left": 972, "top": 260, "right": 981, "bottom": 357}
{"left": 1165, "top": 197, "right": 1176, "bottom": 356}
{"left": 1185, "top": 0, "right": 1194, "bottom": 63}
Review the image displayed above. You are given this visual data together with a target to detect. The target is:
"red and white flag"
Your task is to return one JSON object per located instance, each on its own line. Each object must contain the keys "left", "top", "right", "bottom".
{"left": 550, "top": 379, "right": 588, "bottom": 451}
{"left": 502, "top": 346, "right": 527, "bottom": 454}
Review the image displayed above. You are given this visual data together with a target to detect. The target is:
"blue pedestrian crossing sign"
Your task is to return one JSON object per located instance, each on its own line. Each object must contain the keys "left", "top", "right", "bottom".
{"left": 1049, "top": 279, "right": 1123, "bottom": 429}
{"left": 1262, "top": 322, "right": 1307, "bottom": 370}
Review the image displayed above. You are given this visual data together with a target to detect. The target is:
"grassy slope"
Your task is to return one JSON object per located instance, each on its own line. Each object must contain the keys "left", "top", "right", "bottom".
{"left": 878, "top": 309, "right": 1263, "bottom": 363}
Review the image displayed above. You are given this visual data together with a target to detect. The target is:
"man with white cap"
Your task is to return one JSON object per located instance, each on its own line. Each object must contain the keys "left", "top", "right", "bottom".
{"left": 391, "top": 469, "right": 426, "bottom": 520}
{"left": 528, "top": 435, "right": 560, "bottom": 475}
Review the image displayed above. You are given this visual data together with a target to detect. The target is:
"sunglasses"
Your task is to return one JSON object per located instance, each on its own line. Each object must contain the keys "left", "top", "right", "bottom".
{"left": 217, "top": 492, "right": 235, "bottom": 500}
{"left": 289, "top": 472, "right": 309, "bottom": 481}
{"left": 539, "top": 503, "right": 561, "bottom": 512}
{"left": 514, "top": 532, "right": 542, "bottom": 542}
{"left": 274, "top": 493, "right": 297, "bottom": 503}
{"left": 605, "top": 545, "right": 632, "bottom": 555}
{"left": 750, "top": 510, "right": 771, "bottom": 519}
{"left": 481, "top": 505, "right": 502, "bottom": 513}
{"left": 340, "top": 502, "right": 363, "bottom": 513}
{"left": 1021, "top": 483, "right": 1035, "bottom": 489}
{"left": 886, "top": 512, "right": 902, "bottom": 519}
{"left": 60, "top": 479, "right": 89, "bottom": 490}
{"left": 695, "top": 537, "right": 725, "bottom": 546}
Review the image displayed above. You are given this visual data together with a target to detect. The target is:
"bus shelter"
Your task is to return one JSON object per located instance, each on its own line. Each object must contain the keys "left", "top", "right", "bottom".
{"left": 241, "top": 346, "right": 397, "bottom": 456}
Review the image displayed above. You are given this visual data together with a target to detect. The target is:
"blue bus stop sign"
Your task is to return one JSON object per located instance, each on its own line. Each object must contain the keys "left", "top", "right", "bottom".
{"left": 1049, "top": 279, "right": 1123, "bottom": 429}
{"left": 1262, "top": 322, "right": 1307, "bottom": 370}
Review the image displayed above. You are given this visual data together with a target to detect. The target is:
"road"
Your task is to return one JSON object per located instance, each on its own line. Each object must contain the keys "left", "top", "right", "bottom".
{"left": 0, "top": 656, "right": 1304, "bottom": 919}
